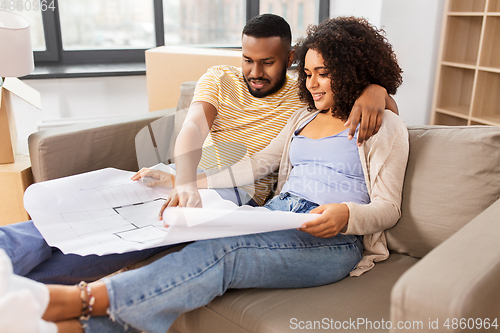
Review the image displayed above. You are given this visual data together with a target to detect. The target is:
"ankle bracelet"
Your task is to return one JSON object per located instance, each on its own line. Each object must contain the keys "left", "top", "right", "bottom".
{"left": 77, "top": 281, "right": 96, "bottom": 322}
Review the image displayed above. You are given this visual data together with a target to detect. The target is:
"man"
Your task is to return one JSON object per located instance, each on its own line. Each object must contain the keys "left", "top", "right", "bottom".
{"left": 0, "top": 14, "right": 397, "bottom": 285}
{"left": 164, "top": 13, "right": 397, "bottom": 209}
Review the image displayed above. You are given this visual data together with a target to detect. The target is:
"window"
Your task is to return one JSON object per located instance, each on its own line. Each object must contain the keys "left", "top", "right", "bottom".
{"left": 163, "top": 0, "right": 244, "bottom": 47}
{"left": 298, "top": 3, "right": 304, "bottom": 30}
{"left": 260, "top": 0, "right": 319, "bottom": 42}
{"left": 0, "top": 0, "right": 329, "bottom": 75}
{"left": 58, "top": 0, "right": 156, "bottom": 50}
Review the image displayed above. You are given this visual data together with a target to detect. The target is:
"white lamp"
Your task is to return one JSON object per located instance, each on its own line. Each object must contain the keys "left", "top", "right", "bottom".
{"left": 0, "top": 10, "right": 41, "bottom": 164}
{"left": 0, "top": 10, "right": 34, "bottom": 78}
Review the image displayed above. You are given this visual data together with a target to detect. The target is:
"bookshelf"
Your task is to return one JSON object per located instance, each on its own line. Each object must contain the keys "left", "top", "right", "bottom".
{"left": 431, "top": 0, "right": 500, "bottom": 126}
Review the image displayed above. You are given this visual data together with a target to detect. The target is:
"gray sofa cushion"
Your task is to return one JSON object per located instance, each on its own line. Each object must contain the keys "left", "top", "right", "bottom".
{"left": 169, "top": 253, "right": 418, "bottom": 333}
{"left": 386, "top": 126, "right": 500, "bottom": 258}
{"left": 176, "top": 81, "right": 197, "bottom": 111}
{"left": 391, "top": 198, "right": 500, "bottom": 327}
{"left": 28, "top": 110, "right": 173, "bottom": 182}
{"left": 135, "top": 81, "right": 195, "bottom": 168}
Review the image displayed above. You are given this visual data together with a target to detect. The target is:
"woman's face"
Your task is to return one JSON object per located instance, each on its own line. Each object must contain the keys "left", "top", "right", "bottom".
{"left": 304, "top": 49, "right": 334, "bottom": 111}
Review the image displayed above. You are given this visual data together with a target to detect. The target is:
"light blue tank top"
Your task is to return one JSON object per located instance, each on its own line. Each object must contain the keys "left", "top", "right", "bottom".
{"left": 280, "top": 115, "right": 370, "bottom": 206}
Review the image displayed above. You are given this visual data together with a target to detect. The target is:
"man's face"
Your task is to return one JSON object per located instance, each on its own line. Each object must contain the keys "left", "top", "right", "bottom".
{"left": 241, "top": 35, "right": 293, "bottom": 98}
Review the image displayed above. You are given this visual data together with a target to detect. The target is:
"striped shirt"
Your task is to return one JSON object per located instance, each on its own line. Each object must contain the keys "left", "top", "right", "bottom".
{"left": 192, "top": 65, "right": 306, "bottom": 205}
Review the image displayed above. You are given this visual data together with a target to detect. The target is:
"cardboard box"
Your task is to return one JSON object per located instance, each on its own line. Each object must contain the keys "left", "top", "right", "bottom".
{"left": 0, "top": 77, "right": 41, "bottom": 164}
{"left": 0, "top": 155, "right": 33, "bottom": 225}
{"left": 0, "top": 87, "right": 16, "bottom": 164}
{"left": 146, "top": 46, "right": 242, "bottom": 111}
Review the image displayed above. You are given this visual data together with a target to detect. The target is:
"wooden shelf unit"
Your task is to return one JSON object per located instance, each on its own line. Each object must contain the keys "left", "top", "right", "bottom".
{"left": 431, "top": 0, "right": 500, "bottom": 126}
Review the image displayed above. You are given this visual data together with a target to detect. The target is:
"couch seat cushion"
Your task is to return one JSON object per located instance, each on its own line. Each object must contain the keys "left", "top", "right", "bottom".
{"left": 169, "top": 253, "right": 418, "bottom": 333}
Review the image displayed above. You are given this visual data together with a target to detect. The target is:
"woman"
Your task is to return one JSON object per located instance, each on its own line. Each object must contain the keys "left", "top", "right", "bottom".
{"left": 43, "top": 17, "right": 407, "bottom": 333}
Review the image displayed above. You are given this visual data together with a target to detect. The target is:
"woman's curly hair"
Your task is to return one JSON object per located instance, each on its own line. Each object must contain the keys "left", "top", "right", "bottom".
{"left": 295, "top": 17, "right": 403, "bottom": 120}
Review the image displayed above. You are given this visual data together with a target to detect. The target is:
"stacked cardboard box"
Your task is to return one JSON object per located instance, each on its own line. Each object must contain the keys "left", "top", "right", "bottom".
{"left": 0, "top": 155, "right": 33, "bottom": 225}
{"left": 146, "top": 46, "right": 242, "bottom": 111}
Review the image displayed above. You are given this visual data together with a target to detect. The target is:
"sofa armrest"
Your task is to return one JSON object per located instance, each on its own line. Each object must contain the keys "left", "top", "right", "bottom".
{"left": 390, "top": 197, "right": 500, "bottom": 332}
{"left": 28, "top": 109, "right": 175, "bottom": 182}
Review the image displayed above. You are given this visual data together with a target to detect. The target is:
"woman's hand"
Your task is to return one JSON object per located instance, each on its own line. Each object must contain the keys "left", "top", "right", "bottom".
{"left": 131, "top": 168, "right": 175, "bottom": 188}
{"left": 158, "top": 184, "right": 202, "bottom": 221}
{"left": 299, "top": 203, "right": 349, "bottom": 238}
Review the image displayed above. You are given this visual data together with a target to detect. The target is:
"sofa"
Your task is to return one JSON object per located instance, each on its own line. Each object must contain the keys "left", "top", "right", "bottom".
{"left": 28, "top": 82, "right": 500, "bottom": 332}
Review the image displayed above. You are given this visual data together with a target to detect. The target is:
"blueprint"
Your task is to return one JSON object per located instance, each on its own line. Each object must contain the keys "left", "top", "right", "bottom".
{"left": 24, "top": 168, "right": 318, "bottom": 256}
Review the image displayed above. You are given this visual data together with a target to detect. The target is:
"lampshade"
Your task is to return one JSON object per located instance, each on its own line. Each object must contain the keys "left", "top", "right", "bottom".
{"left": 0, "top": 10, "right": 34, "bottom": 78}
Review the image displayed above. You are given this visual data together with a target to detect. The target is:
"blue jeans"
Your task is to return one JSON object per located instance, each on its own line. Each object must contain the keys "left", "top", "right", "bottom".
{"left": 87, "top": 193, "right": 363, "bottom": 333}
{"left": 0, "top": 221, "right": 176, "bottom": 285}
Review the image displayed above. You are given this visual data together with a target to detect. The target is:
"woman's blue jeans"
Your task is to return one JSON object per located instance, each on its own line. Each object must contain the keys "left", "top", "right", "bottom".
{"left": 87, "top": 193, "right": 363, "bottom": 333}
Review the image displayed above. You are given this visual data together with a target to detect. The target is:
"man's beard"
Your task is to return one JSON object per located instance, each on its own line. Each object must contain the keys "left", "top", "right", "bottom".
{"left": 244, "top": 64, "right": 288, "bottom": 98}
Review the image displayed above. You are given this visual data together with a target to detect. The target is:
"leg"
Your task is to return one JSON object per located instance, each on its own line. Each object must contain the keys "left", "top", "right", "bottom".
{"left": 0, "top": 221, "right": 52, "bottom": 276}
{"left": 56, "top": 320, "right": 84, "bottom": 333}
{"left": 27, "top": 244, "right": 178, "bottom": 285}
{"left": 91, "top": 229, "right": 362, "bottom": 333}
{"left": 46, "top": 194, "right": 361, "bottom": 332}
{"left": 45, "top": 282, "right": 138, "bottom": 333}
{"left": 0, "top": 220, "right": 178, "bottom": 284}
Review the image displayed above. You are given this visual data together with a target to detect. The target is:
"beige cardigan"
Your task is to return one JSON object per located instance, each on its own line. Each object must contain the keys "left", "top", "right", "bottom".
{"left": 206, "top": 108, "right": 409, "bottom": 276}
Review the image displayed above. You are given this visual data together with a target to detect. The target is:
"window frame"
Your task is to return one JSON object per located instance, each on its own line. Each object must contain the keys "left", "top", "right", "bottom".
{"left": 32, "top": 0, "right": 329, "bottom": 70}
{"left": 33, "top": 3, "right": 59, "bottom": 62}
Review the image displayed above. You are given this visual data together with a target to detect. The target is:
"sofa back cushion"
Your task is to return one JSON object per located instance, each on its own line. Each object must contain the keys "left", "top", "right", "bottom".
{"left": 176, "top": 81, "right": 197, "bottom": 111}
{"left": 386, "top": 125, "right": 500, "bottom": 258}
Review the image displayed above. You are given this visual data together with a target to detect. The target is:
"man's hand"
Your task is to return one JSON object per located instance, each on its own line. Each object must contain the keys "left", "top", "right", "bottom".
{"left": 345, "top": 84, "right": 388, "bottom": 146}
{"left": 132, "top": 168, "right": 202, "bottom": 222}
{"left": 299, "top": 203, "right": 349, "bottom": 238}
{"left": 158, "top": 184, "right": 202, "bottom": 222}
{"left": 131, "top": 168, "right": 175, "bottom": 188}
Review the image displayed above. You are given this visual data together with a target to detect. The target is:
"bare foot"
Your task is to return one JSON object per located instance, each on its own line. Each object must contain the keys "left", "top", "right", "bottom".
{"left": 56, "top": 320, "right": 84, "bottom": 333}
{"left": 43, "top": 285, "right": 81, "bottom": 322}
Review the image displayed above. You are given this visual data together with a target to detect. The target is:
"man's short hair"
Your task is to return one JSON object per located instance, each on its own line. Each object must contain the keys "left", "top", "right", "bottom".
{"left": 242, "top": 14, "right": 292, "bottom": 47}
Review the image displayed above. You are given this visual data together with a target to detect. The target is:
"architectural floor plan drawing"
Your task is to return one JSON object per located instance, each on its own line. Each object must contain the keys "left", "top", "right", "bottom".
{"left": 25, "top": 168, "right": 318, "bottom": 256}
{"left": 61, "top": 179, "right": 168, "bottom": 239}
{"left": 25, "top": 168, "right": 173, "bottom": 255}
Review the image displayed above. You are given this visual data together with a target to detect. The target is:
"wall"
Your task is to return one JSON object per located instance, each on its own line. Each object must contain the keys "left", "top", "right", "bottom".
{"left": 330, "top": 0, "right": 383, "bottom": 27}
{"left": 13, "top": 75, "right": 149, "bottom": 155}
{"left": 330, "top": 0, "right": 445, "bottom": 126}
{"left": 379, "top": 0, "right": 445, "bottom": 126}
